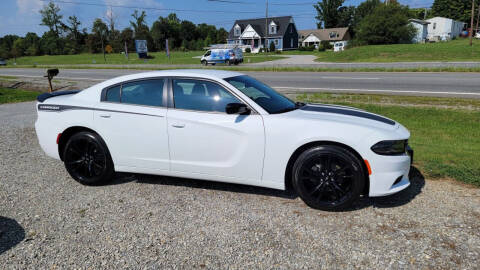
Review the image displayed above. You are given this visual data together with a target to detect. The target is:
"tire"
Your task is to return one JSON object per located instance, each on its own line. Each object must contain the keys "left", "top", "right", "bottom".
{"left": 63, "top": 131, "right": 114, "bottom": 185}
{"left": 234, "top": 61, "right": 239, "bottom": 65}
{"left": 292, "top": 145, "right": 365, "bottom": 211}
{"left": 227, "top": 60, "right": 232, "bottom": 66}
{"left": 201, "top": 60, "right": 207, "bottom": 66}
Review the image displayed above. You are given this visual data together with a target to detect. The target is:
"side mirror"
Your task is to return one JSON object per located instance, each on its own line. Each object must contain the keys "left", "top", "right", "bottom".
{"left": 226, "top": 103, "right": 250, "bottom": 115}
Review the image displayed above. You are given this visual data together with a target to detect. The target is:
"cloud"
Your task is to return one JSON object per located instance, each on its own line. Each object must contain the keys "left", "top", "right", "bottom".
{"left": 16, "top": 0, "right": 43, "bottom": 14}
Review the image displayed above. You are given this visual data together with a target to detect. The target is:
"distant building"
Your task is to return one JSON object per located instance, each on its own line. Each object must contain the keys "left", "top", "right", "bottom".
{"left": 426, "top": 17, "right": 466, "bottom": 41}
{"left": 226, "top": 16, "right": 299, "bottom": 52}
{"left": 409, "top": 19, "right": 430, "bottom": 43}
{"left": 298, "top": 28, "right": 351, "bottom": 47}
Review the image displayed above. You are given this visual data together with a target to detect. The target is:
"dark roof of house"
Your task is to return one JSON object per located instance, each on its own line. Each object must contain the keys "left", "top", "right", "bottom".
{"left": 409, "top": 19, "right": 430, "bottom": 25}
{"left": 227, "top": 16, "right": 294, "bottom": 39}
{"left": 298, "top": 28, "right": 350, "bottom": 41}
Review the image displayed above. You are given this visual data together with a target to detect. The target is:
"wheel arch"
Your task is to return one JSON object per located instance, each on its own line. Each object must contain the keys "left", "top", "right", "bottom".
{"left": 58, "top": 126, "right": 102, "bottom": 161}
{"left": 284, "top": 140, "right": 370, "bottom": 195}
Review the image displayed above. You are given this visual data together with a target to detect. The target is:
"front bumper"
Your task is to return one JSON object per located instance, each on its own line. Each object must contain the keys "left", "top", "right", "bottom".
{"left": 368, "top": 151, "right": 412, "bottom": 197}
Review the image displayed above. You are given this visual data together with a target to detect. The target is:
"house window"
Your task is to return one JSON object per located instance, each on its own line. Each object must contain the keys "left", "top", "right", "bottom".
{"left": 329, "top": 31, "right": 338, "bottom": 38}
{"left": 433, "top": 23, "right": 436, "bottom": 30}
{"left": 290, "top": 25, "right": 293, "bottom": 33}
{"left": 290, "top": 38, "right": 293, "bottom": 47}
{"left": 274, "top": 39, "right": 278, "bottom": 46}
{"left": 269, "top": 21, "right": 277, "bottom": 34}
{"left": 234, "top": 25, "right": 241, "bottom": 36}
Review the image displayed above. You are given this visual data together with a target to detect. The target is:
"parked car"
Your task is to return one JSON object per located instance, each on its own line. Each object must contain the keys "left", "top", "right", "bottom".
{"left": 35, "top": 70, "right": 412, "bottom": 211}
{"left": 201, "top": 48, "right": 243, "bottom": 66}
{"left": 0, "top": 58, "right": 6, "bottom": 66}
{"left": 333, "top": 41, "right": 348, "bottom": 52}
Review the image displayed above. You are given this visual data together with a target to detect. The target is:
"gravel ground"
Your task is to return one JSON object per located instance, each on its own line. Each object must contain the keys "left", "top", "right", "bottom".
{"left": 1, "top": 101, "right": 479, "bottom": 269}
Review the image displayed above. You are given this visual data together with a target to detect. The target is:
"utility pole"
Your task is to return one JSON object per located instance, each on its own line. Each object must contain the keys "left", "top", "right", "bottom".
{"left": 470, "top": 0, "right": 475, "bottom": 46}
{"left": 424, "top": 8, "right": 427, "bottom": 20}
{"left": 476, "top": 3, "right": 480, "bottom": 38}
{"left": 265, "top": 0, "right": 268, "bottom": 52}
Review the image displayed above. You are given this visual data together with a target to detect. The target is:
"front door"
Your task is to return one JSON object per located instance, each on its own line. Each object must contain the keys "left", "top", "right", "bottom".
{"left": 167, "top": 78, "right": 265, "bottom": 182}
{"left": 94, "top": 78, "right": 169, "bottom": 171}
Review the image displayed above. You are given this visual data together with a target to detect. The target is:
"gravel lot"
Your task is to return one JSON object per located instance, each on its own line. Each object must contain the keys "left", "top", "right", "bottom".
{"left": 1, "top": 101, "right": 479, "bottom": 269}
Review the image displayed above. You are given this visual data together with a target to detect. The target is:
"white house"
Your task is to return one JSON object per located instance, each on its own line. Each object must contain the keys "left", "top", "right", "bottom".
{"left": 409, "top": 19, "right": 430, "bottom": 43}
{"left": 426, "top": 17, "right": 466, "bottom": 41}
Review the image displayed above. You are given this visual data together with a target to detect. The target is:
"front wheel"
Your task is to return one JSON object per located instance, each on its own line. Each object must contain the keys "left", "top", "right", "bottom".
{"left": 63, "top": 131, "right": 114, "bottom": 185}
{"left": 292, "top": 145, "right": 365, "bottom": 211}
{"left": 201, "top": 60, "right": 207, "bottom": 66}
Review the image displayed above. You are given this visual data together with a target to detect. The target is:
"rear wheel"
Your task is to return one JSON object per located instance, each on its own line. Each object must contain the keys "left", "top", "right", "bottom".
{"left": 292, "top": 145, "right": 365, "bottom": 211}
{"left": 63, "top": 131, "right": 114, "bottom": 185}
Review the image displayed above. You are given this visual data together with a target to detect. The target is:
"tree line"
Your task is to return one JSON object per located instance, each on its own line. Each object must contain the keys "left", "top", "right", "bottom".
{"left": 314, "top": 0, "right": 477, "bottom": 45}
{"left": 0, "top": 2, "right": 228, "bottom": 59}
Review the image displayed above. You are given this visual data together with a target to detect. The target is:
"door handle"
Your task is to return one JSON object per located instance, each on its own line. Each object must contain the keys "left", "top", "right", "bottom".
{"left": 171, "top": 123, "right": 185, "bottom": 128}
{"left": 99, "top": 114, "right": 111, "bottom": 118}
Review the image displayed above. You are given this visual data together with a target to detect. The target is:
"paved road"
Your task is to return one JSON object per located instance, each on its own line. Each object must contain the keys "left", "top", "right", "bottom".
{"left": 1, "top": 68, "right": 480, "bottom": 98}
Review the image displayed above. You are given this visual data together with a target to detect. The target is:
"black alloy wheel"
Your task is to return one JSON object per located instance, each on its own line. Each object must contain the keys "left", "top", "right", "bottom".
{"left": 292, "top": 145, "right": 365, "bottom": 211}
{"left": 63, "top": 131, "right": 114, "bottom": 185}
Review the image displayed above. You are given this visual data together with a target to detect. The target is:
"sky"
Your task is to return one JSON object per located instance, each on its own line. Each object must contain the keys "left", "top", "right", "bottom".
{"left": 0, "top": 0, "right": 434, "bottom": 37}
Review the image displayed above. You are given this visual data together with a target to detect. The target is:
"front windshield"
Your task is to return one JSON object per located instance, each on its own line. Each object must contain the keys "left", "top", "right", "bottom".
{"left": 224, "top": 75, "right": 298, "bottom": 114}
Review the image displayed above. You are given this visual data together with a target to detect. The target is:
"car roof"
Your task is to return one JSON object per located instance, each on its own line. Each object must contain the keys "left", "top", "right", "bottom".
{"left": 120, "top": 69, "right": 245, "bottom": 81}
{"left": 75, "top": 69, "right": 246, "bottom": 102}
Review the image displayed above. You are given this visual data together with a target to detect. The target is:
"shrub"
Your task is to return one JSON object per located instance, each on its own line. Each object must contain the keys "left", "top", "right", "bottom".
{"left": 269, "top": 41, "right": 276, "bottom": 52}
{"left": 245, "top": 47, "right": 251, "bottom": 53}
{"left": 318, "top": 45, "right": 326, "bottom": 52}
{"left": 275, "top": 50, "right": 282, "bottom": 54}
{"left": 321, "top": 40, "right": 333, "bottom": 50}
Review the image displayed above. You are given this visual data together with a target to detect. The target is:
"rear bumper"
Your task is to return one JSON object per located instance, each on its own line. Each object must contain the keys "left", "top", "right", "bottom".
{"left": 35, "top": 119, "right": 61, "bottom": 160}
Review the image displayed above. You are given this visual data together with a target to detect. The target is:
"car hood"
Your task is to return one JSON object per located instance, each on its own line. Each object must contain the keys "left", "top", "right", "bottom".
{"left": 286, "top": 103, "right": 399, "bottom": 131}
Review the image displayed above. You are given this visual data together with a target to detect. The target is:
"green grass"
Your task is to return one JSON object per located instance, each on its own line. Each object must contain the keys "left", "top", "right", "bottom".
{"left": 4, "top": 64, "right": 480, "bottom": 73}
{"left": 315, "top": 38, "right": 480, "bottom": 62}
{"left": 296, "top": 93, "right": 480, "bottom": 187}
{"left": 0, "top": 87, "right": 38, "bottom": 104}
{"left": 7, "top": 51, "right": 284, "bottom": 66}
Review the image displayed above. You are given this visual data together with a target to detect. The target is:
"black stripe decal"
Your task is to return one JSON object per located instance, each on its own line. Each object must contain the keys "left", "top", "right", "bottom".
{"left": 301, "top": 105, "right": 395, "bottom": 125}
{"left": 37, "top": 104, "right": 164, "bottom": 118}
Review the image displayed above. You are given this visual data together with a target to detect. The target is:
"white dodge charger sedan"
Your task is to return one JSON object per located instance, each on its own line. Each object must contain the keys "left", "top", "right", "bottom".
{"left": 35, "top": 69, "right": 413, "bottom": 210}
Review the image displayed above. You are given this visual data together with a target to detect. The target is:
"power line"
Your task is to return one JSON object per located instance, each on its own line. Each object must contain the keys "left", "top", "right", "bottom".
{"left": 40, "top": 0, "right": 264, "bottom": 14}
{"left": 207, "top": 0, "right": 256, "bottom": 3}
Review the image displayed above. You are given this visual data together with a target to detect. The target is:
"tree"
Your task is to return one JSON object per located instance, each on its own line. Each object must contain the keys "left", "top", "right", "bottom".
{"left": 314, "top": 0, "right": 350, "bottom": 28}
{"left": 121, "top": 28, "right": 135, "bottom": 52}
{"left": 24, "top": 32, "right": 41, "bottom": 56}
{"left": 12, "top": 38, "right": 25, "bottom": 61}
{"left": 92, "top": 18, "right": 108, "bottom": 60}
{"left": 355, "top": 2, "right": 416, "bottom": 45}
{"left": 64, "top": 16, "right": 83, "bottom": 54}
{"left": 432, "top": 0, "right": 479, "bottom": 23}
{"left": 39, "top": 2, "right": 63, "bottom": 37}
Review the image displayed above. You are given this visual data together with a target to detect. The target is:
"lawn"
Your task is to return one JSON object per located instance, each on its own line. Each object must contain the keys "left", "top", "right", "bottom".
{"left": 0, "top": 87, "right": 39, "bottom": 104}
{"left": 315, "top": 38, "right": 480, "bottom": 62}
{"left": 296, "top": 93, "right": 480, "bottom": 187}
{"left": 7, "top": 51, "right": 285, "bottom": 66}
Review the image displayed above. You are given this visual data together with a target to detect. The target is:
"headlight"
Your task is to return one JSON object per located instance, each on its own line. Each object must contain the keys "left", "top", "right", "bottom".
{"left": 371, "top": 140, "right": 407, "bottom": 155}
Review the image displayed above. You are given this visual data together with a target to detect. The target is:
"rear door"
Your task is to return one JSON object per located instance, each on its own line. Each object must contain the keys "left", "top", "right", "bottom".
{"left": 94, "top": 78, "right": 170, "bottom": 171}
{"left": 166, "top": 78, "right": 265, "bottom": 182}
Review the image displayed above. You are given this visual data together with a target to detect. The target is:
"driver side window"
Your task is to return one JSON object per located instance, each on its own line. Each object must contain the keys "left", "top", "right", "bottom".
{"left": 172, "top": 79, "right": 241, "bottom": 113}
